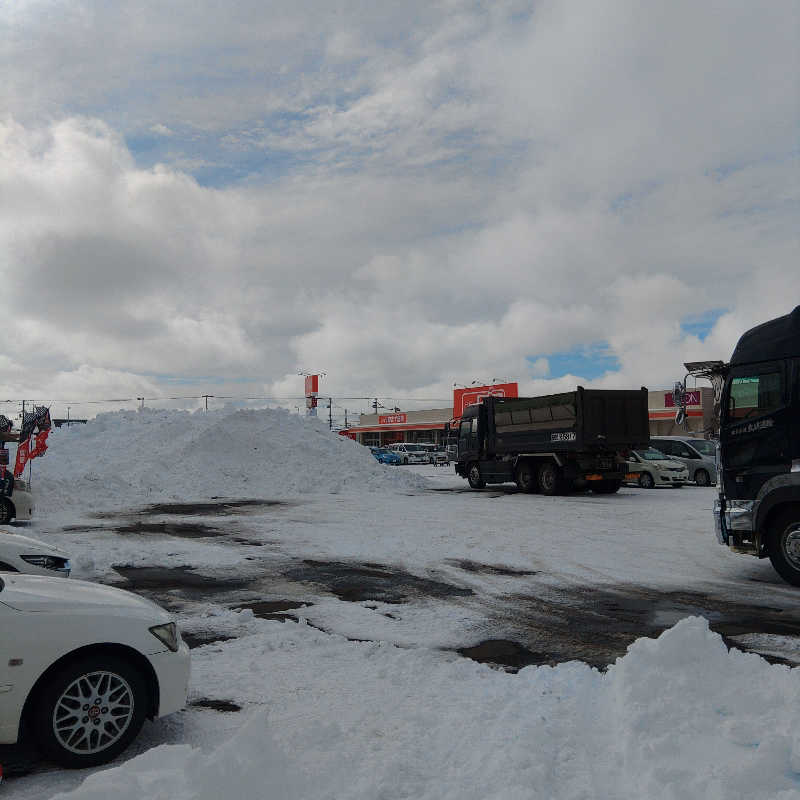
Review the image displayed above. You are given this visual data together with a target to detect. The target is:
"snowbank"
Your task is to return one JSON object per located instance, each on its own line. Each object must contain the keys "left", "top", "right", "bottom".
{"left": 52, "top": 618, "right": 800, "bottom": 800}
{"left": 31, "top": 408, "right": 427, "bottom": 514}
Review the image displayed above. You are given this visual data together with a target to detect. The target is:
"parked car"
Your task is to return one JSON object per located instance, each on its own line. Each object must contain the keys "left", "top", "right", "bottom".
{"left": 625, "top": 448, "right": 690, "bottom": 488}
{"left": 369, "top": 447, "right": 403, "bottom": 465}
{"left": 0, "top": 573, "right": 189, "bottom": 768}
{"left": 415, "top": 443, "right": 449, "bottom": 464}
{"left": 0, "top": 478, "right": 34, "bottom": 524}
{"left": 388, "top": 443, "right": 429, "bottom": 465}
{"left": 0, "top": 530, "right": 71, "bottom": 576}
{"left": 650, "top": 436, "right": 718, "bottom": 487}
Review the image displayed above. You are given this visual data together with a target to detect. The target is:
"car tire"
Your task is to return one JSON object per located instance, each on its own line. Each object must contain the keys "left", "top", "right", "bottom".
{"left": 694, "top": 469, "right": 711, "bottom": 487}
{"left": 34, "top": 654, "right": 149, "bottom": 768}
{"left": 467, "top": 463, "right": 486, "bottom": 489}
{"left": 591, "top": 479, "right": 622, "bottom": 494}
{"left": 515, "top": 461, "right": 537, "bottom": 493}
{"left": 638, "top": 472, "right": 655, "bottom": 489}
{"left": 537, "top": 462, "right": 562, "bottom": 496}
{"left": 0, "top": 499, "right": 11, "bottom": 524}
{"left": 767, "top": 507, "right": 800, "bottom": 587}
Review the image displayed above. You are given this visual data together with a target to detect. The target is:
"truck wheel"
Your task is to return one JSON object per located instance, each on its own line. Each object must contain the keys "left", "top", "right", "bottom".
{"left": 515, "top": 462, "right": 537, "bottom": 493}
{"left": 694, "top": 469, "right": 710, "bottom": 487}
{"left": 33, "top": 654, "right": 149, "bottom": 768}
{"left": 537, "top": 463, "right": 562, "bottom": 496}
{"left": 591, "top": 479, "right": 621, "bottom": 494}
{"left": 767, "top": 507, "right": 800, "bottom": 587}
{"left": 467, "top": 463, "right": 485, "bottom": 490}
{"left": 638, "top": 472, "right": 655, "bottom": 489}
{"left": 0, "top": 499, "right": 11, "bottom": 524}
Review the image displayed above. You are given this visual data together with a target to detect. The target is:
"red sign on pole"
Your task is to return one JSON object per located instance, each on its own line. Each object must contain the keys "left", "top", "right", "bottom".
{"left": 453, "top": 382, "right": 518, "bottom": 418}
{"left": 304, "top": 375, "right": 319, "bottom": 396}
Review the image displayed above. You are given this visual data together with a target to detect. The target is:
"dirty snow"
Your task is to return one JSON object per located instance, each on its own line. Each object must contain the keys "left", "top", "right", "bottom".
{"left": 4, "top": 409, "right": 800, "bottom": 799}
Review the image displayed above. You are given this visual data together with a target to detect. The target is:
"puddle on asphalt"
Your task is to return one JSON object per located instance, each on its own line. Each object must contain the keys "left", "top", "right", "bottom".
{"left": 457, "top": 639, "right": 546, "bottom": 672}
{"left": 477, "top": 584, "right": 800, "bottom": 670}
{"left": 282, "top": 560, "right": 473, "bottom": 604}
{"left": 181, "top": 631, "right": 237, "bottom": 649}
{"left": 189, "top": 699, "right": 241, "bottom": 712}
{"left": 90, "top": 499, "right": 291, "bottom": 519}
{"left": 232, "top": 599, "right": 310, "bottom": 620}
{"left": 448, "top": 559, "right": 537, "bottom": 577}
{"left": 114, "top": 521, "right": 225, "bottom": 538}
{"left": 111, "top": 565, "right": 254, "bottom": 594}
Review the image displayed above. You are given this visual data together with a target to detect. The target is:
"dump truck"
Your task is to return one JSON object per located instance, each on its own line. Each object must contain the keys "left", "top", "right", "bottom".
{"left": 454, "top": 388, "right": 650, "bottom": 494}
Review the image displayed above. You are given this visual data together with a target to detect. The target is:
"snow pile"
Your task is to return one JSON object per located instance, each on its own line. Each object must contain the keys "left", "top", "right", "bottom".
{"left": 53, "top": 618, "right": 800, "bottom": 800}
{"left": 32, "top": 408, "right": 428, "bottom": 514}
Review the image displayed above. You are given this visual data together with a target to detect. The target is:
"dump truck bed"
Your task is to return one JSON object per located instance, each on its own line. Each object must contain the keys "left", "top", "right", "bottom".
{"left": 485, "top": 388, "right": 650, "bottom": 455}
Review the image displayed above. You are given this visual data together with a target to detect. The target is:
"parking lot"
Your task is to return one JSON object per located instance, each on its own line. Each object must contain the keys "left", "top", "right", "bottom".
{"left": 5, "top": 460, "right": 800, "bottom": 797}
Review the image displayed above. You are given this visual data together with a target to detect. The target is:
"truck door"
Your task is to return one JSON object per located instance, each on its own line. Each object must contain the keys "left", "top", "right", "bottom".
{"left": 720, "top": 360, "right": 790, "bottom": 500}
{"left": 458, "top": 415, "right": 480, "bottom": 461}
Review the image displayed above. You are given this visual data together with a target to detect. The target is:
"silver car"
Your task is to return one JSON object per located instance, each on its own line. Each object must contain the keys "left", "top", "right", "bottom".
{"left": 650, "top": 436, "right": 718, "bottom": 487}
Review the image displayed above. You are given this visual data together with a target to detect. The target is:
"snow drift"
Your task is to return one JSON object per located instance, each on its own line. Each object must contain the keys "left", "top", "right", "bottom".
{"left": 52, "top": 618, "right": 800, "bottom": 800}
{"left": 31, "top": 407, "right": 427, "bottom": 514}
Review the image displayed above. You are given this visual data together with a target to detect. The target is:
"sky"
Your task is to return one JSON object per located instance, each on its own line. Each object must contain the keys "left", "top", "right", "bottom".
{"left": 1, "top": 0, "right": 798, "bottom": 421}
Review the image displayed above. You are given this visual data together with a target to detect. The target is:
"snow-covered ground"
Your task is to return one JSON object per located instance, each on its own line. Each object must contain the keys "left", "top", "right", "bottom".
{"left": 3, "top": 408, "right": 800, "bottom": 799}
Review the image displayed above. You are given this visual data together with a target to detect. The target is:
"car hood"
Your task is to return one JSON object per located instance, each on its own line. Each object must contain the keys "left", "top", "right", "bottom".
{"left": 651, "top": 459, "right": 687, "bottom": 470}
{"left": 0, "top": 530, "right": 69, "bottom": 558}
{"left": 0, "top": 574, "right": 170, "bottom": 620}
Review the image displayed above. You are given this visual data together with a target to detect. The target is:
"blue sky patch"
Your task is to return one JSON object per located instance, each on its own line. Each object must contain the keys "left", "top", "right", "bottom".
{"left": 680, "top": 308, "right": 727, "bottom": 341}
{"left": 528, "top": 343, "right": 620, "bottom": 380}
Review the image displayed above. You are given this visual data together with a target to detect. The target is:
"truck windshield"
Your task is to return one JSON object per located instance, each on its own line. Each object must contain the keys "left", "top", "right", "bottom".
{"left": 726, "top": 371, "right": 783, "bottom": 421}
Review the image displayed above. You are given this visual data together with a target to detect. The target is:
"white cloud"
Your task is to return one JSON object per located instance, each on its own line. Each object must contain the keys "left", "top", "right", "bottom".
{"left": 0, "top": 1, "right": 797, "bottom": 419}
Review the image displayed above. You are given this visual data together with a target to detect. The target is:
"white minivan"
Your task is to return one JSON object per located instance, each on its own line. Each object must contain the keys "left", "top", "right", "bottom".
{"left": 388, "top": 443, "right": 429, "bottom": 464}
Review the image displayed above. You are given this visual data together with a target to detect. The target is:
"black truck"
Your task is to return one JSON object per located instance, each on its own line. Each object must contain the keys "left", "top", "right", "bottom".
{"left": 454, "top": 388, "right": 650, "bottom": 494}
{"left": 681, "top": 305, "right": 800, "bottom": 586}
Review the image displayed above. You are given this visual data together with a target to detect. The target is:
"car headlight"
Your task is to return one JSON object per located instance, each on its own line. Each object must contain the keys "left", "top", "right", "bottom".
{"left": 20, "top": 555, "right": 71, "bottom": 575}
{"left": 149, "top": 622, "right": 180, "bottom": 652}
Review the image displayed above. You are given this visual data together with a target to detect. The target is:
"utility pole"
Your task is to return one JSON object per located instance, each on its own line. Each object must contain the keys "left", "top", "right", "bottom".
{"left": 344, "top": 409, "right": 348, "bottom": 427}
{"left": 137, "top": 397, "right": 144, "bottom": 410}
{"left": 328, "top": 397, "right": 333, "bottom": 430}
{"left": 202, "top": 395, "right": 214, "bottom": 412}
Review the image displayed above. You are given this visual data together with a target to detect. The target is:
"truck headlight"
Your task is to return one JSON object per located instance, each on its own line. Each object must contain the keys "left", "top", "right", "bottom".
{"left": 149, "top": 622, "right": 180, "bottom": 652}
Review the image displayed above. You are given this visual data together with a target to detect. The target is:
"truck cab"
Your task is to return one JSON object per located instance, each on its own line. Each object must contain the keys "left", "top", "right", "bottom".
{"left": 689, "top": 305, "right": 800, "bottom": 585}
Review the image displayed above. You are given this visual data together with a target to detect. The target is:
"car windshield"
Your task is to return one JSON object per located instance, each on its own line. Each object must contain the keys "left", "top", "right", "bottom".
{"left": 635, "top": 448, "right": 668, "bottom": 461}
{"left": 688, "top": 439, "right": 716, "bottom": 457}
{"left": 405, "top": 445, "right": 425, "bottom": 451}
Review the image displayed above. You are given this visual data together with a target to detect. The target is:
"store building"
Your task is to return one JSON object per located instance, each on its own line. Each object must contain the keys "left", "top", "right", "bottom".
{"left": 647, "top": 386, "right": 717, "bottom": 437}
{"left": 345, "top": 408, "right": 453, "bottom": 447}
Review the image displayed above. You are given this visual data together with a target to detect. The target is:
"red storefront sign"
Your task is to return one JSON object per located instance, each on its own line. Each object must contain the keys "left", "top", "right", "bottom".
{"left": 665, "top": 390, "right": 701, "bottom": 407}
{"left": 453, "top": 382, "right": 518, "bottom": 418}
{"left": 378, "top": 413, "right": 407, "bottom": 425}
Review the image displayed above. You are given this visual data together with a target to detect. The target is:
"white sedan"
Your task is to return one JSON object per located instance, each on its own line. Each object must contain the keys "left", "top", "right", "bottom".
{"left": 626, "top": 448, "right": 690, "bottom": 488}
{"left": 0, "top": 530, "right": 70, "bottom": 576}
{"left": 0, "top": 574, "right": 190, "bottom": 768}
